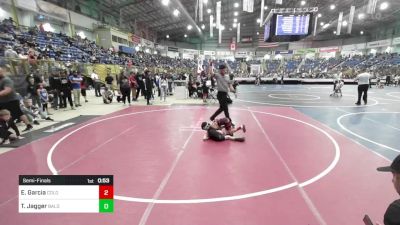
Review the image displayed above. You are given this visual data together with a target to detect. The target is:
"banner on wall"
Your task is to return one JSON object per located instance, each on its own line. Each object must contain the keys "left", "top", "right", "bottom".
{"left": 319, "top": 47, "right": 340, "bottom": 53}
{"left": 235, "top": 51, "right": 247, "bottom": 58}
{"left": 367, "top": 39, "right": 391, "bottom": 48}
{"left": 141, "top": 38, "right": 154, "bottom": 48}
{"left": 203, "top": 50, "right": 215, "bottom": 56}
{"left": 182, "top": 49, "right": 199, "bottom": 55}
{"left": 216, "top": 51, "right": 232, "bottom": 56}
{"left": 295, "top": 48, "right": 317, "bottom": 54}
{"left": 392, "top": 37, "right": 400, "bottom": 45}
{"left": 129, "top": 34, "right": 141, "bottom": 44}
{"left": 230, "top": 43, "right": 236, "bottom": 51}
{"left": 241, "top": 36, "right": 253, "bottom": 43}
{"left": 341, "top": 43, "right": 366, "bottom": 51}
{"left": 155, "top": 44, "right": 166, "bottom": 50}
{"left": 168, "top": 47, "right": 179, "bottom": 52}
{"left": 275, "top": 50, "right": 293, "bottom": 55}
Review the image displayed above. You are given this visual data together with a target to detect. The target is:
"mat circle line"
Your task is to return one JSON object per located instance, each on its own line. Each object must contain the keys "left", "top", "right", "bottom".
{"left": 268, "top": 94, "right": 321, "bottom": 101}
{"left": 236, "top": 95, "right": 379, "bottom": 108}
{"left": 47, "top": 108, "right": 340, "bottom": 204}
{"left": 337, "top": 111, "right": 400, "bottom": 153}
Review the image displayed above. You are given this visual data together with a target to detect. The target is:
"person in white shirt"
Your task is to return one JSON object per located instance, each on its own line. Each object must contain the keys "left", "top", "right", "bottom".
{"left": 354, "top": 69, "right": 371, "bottom": 105}
{"left": 91, "top": 70, "right": 101, "bottom": 97}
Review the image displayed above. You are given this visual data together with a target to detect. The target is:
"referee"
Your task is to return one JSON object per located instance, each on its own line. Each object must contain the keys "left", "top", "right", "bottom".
{"left": 355, "top": 69, "right": 371, "bottom": 105}
{"left": 210, "top": 64, "right": 235, "bottom": 122}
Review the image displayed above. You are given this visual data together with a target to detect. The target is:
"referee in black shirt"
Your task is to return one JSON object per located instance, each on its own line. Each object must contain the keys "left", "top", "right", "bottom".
{"left": 210, "top": 65, "right": 235, "bottom": 122}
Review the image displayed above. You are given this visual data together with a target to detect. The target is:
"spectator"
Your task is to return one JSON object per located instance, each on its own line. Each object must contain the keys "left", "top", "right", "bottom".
{"left": 69, "top": 71, "right": 83, "bottom": 107}
{"left": 102, "top": 87, "right": 113, "bottom": 104}
{"left": 37, "top": 84, "right": 50, "bottom": 115}
{"left": 81, "top": 76, "right": 88, "bottom": 103}
{"left": 160, "top": 74, "right": 168, "bottom": 102}
{"left": 143, "top": 70, "right": 153, "bottom": 105}
{"left": 91, "top": 70, "right": 101, "bottom": 97}
{"left": 20, "top": 98, "right": 53, "bottom": 125}
{"left": 105, "top": 73, "right": 113, "bottom": 90}
{"left": 128, "top": 72, "right": 138, "bottom": 101}
{"left": 49, "top": 72, "right": 62, "bottom": 110}
{"left": 0, "top": 109, "right": 20, "bottom": 144}
{"left": 60, "top": 71, "right": 74, "bottom": 110}
{"left": 119, "top": 75, "right": 131, "bottom": 106}
{"left": 0, "top": 68, "right": 32, "bottom": 131}
{"left": 377, "top": 154, "right": 400, "bottom": 225}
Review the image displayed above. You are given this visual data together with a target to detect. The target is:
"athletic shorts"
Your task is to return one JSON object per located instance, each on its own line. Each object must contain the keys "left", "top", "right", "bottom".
{"left": 0, "top": 100, "right": 24, "bottom": 120}
{"left": 208, "top": 129, "right": 225, "bottom": 142}
{"left": 216, "top": 118, "right": 232, "bottom": 130}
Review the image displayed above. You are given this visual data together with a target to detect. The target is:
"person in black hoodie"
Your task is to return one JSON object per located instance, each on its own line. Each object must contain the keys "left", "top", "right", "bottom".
{"left": 119, "top": 75, "right": 131, "bottom": 106}
{"left": 49, "top": 71, "right": 62, "bottom": 110}
{"left": 135, "top": 73, "right": 144, "bottom": 100}
{"left": 60, "top": 71, "right": 74, "bottom": 110}
{"left": 26, "top": 74, "right": 40, "bottom": 107}
{"left": 143, "top": 70, "right": 153, "bottom": 105}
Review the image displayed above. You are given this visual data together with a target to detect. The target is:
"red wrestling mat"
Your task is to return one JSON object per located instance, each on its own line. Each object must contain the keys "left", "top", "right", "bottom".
{"left": 0, "top": 106, "right": 396, "bottom": 225}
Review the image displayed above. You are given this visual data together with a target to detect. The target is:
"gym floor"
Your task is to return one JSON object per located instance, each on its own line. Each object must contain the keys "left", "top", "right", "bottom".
{"left": 0, "top": 84, "right": 399, "bottom": 225}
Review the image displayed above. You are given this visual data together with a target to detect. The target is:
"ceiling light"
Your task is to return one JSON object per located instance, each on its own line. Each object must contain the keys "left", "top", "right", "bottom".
{"left": 320, "top": 22, "right": 325, "bottom": 26}
{"left": 256, "top": 18, "right": 261, "bottom": 23}
{"left": 300, "top": 1, "right": 306, "bottom": 6}
{"left": 187, "top": 24, "right": 192, "bottom": 30}
{"left": 234, "top": 2, "right": 239, "bottom": 8}
{"left": 317, "top": 13, "right": 322, "bottom": 18}
{"left": 201, "top": 24, "right": 205, "bottom": 29}
{"left": 257, "top": 32, "right": 260, "bottom": 35}
{"left": 207, "top": 8, "right": 212, "bottom": 14}
{"left": 220, "top": 25, "right": 225, "bottom": 30}
{"left": 203, "top": 0, "right": 208, "bottom": 4}
{"left": 333, "top": 31, "right": 337, "bottom": 34}
{"left": 358, "top": 13, "right": 365, "bottom": 20}
{"left": 233, "top": 18, "right": 238, "bottom": 23}
{"left": 330, "top": 4, "right": 335, "bottom": 10}
{"left": 323, "top": 23, "right": 330, "bottom": 29}
{"left": 213, "top": 23, "right": 216, "bottom": 27}
{"left": 184, "top": 34, "right": 187, "bottom": 38}
{"left": 360, "top": 31, "right": 364, "bottom": 35}
{"left": 234, "top": 11, "right": 238, "bottom": 16}
{"left": 264, "top": 6, "right": 268, "bottom": 10}
{"left": 342, "top": 20, "right": 348, "bottom": 27}
{"left": 173, "top": 9, "right": 180, "bottom": 16}
{"left": 233, "top": 23, "right": 237, "bottom": 28}
{"left": 380, "top": 2, "right": 389, "bottom": 10}
{"left": 166, "top": 34, "right": 169, "bottom": 38}
{"left": 161, "top": 0, "right": 170, "bottom": 6}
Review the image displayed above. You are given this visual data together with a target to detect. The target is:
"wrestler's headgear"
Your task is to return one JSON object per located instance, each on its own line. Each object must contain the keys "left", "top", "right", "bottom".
{"left": 201, "top": 122, "right": 211, "bottom": 130}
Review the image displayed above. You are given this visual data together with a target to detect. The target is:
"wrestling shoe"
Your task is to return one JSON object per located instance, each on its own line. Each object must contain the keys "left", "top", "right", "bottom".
{"left": 234, "top": 137, "right": 245, "bottom": 142}
{"left": 22, "top": 124, "right": 33, "bottom": 132}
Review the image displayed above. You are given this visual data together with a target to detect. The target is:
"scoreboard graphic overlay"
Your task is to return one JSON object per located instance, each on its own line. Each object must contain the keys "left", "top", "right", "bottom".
{"left": 19, "top": 175, "right": 114, "bottom": 213}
